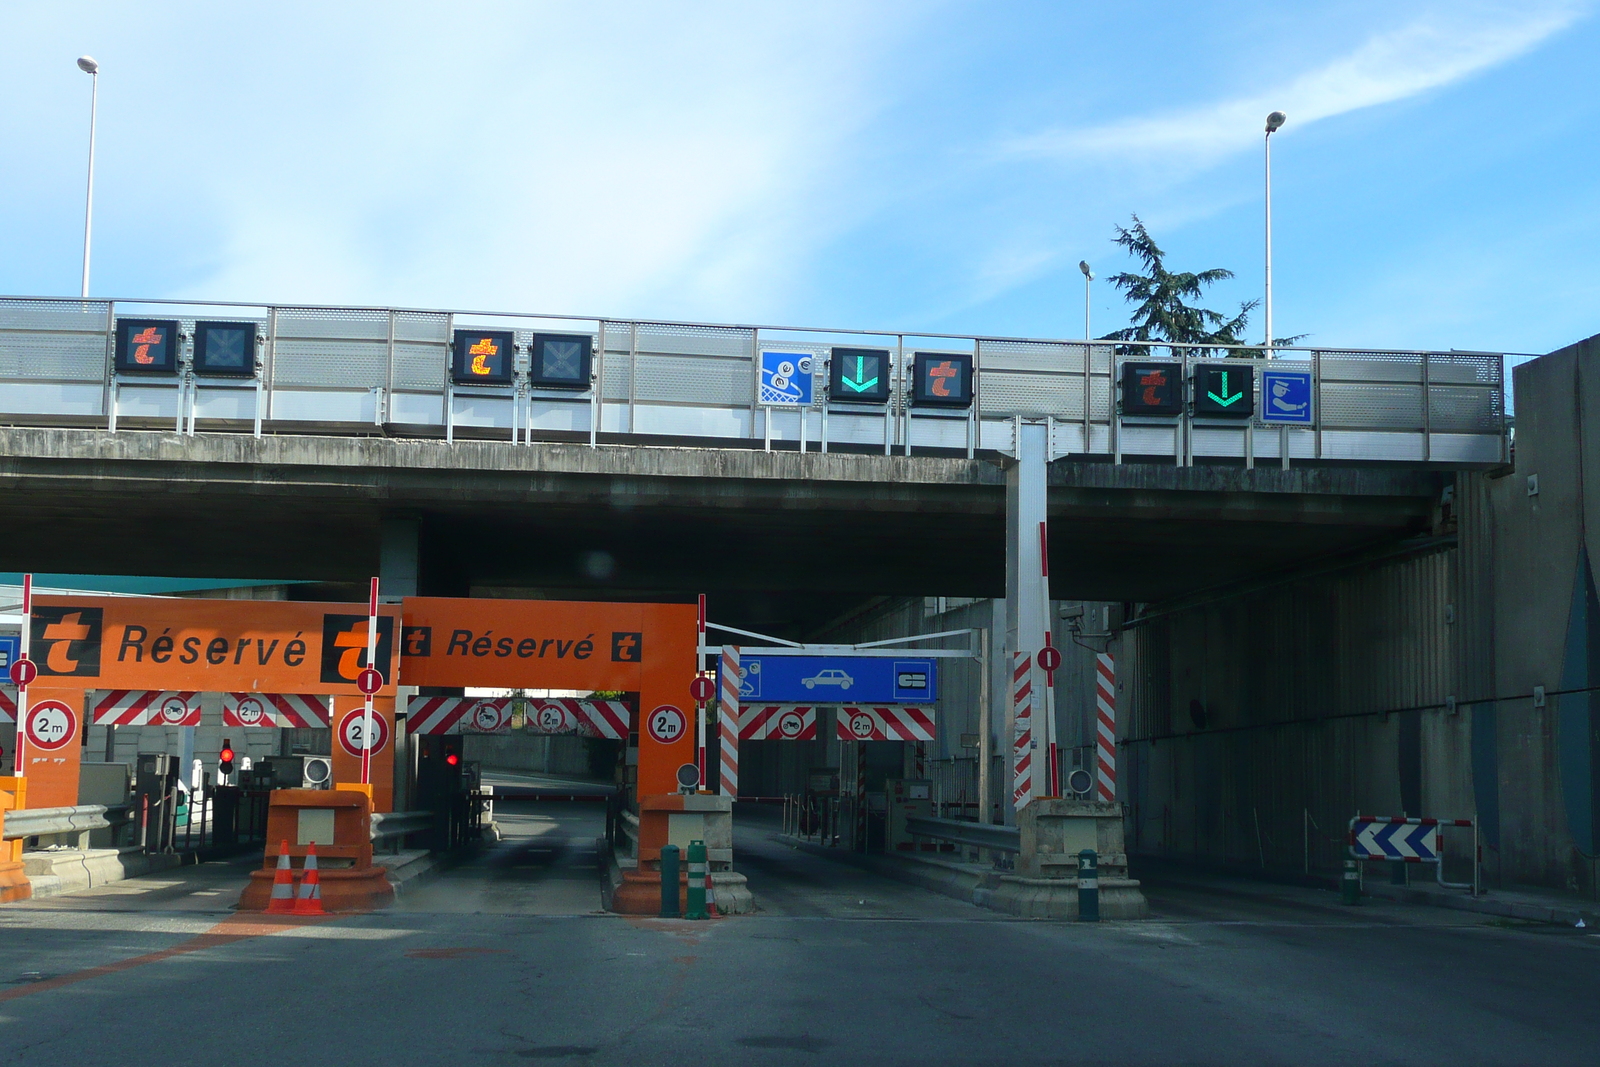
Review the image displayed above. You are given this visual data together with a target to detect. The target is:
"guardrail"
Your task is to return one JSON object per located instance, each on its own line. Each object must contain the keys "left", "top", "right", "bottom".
{"left": 0, "top": 295, "right": 1507, "bottom": 467}
{"left": 1, "top": 804, "right": 129, "bottom": 841}
{"left": 370, "top": 809, "right": 433, "bottom": 844}
{"left": 904, "top": 815, "right": 1020, "bottom": 853}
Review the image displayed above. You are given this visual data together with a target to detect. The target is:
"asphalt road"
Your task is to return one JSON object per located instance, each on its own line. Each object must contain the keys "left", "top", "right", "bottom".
{"left": 2, "top": 801, "right": 1598, "bottom": 1066}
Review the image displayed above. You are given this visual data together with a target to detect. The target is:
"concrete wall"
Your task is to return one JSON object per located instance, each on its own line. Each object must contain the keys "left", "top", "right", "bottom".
{"left": 460, "top": 731, "right": 605, "bottom": 779}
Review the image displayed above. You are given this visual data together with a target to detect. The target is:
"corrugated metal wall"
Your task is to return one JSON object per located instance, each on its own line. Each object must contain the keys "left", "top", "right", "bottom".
{"left": 1121, "top": 540, "right": 1473, "bottom": 877}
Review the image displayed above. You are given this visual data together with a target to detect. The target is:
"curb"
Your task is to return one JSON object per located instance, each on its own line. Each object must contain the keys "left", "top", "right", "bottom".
{"left": 1361, "top": 881, "right": 1600, "bottom": 927}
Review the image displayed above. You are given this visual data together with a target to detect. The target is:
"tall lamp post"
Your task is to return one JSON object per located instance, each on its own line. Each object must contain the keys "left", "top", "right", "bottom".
{"left": 1078, "top": 260, "right": 1093, "bottom": 341}
{"left": 78, "top": 56, "right": 100, "bottom": 299}
{"left": 1263, "top": 110, "right": 1285, "bottom": 357}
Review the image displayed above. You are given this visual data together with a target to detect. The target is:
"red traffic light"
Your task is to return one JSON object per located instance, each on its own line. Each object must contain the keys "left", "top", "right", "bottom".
{"left": 219, "top": 747, "right": 235, "bottom": 762}
{"left": 445, "top": 752, "right": 460, "bottom": 766}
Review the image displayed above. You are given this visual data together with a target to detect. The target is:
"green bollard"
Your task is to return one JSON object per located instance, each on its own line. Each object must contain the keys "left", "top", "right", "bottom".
{"left": 1077, "top": 849, "right": 1099, "bottom": 922}
{"left": 659, "top": 844, "right": 680, "bottom": 918}
{"left": 686, "top": 840, "right": 708, "bottom": 920}
{"left": 1342, "top": 859, "right": 1362, "bottom": 905}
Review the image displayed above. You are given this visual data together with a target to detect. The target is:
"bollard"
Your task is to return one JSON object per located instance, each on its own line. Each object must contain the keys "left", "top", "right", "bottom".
{"left": 686, "top": 840, "right": 708, "bottom": 920}
{"left": 1077, "top": 848, "right": 1099, "bottom": 922}
{"left": 1341, "top": 859, "right": 1362, "bottom": 905}
{"left": 659, "top": 844, "right": 681, "bottom": 918}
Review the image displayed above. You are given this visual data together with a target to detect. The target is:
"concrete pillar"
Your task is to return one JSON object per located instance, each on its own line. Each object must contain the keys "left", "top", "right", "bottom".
{"left": 1005, "top": 420, "right": 1051, "bottom": 821}
{"left": 380, "top": 517, "right": 421, "bottom": 599}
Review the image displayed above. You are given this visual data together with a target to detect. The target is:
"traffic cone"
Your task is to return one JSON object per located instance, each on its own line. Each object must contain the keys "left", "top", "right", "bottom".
{"left": 265, "top": 841, "right": 297, "bottom": 914}
{"left": 293, "top": 841, "right": 325, "bottom": 915}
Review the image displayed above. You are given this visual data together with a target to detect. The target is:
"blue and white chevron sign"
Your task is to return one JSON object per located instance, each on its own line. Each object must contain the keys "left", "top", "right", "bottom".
{"left": 1350, "top": 817, "right": 1440, "bottom": 861}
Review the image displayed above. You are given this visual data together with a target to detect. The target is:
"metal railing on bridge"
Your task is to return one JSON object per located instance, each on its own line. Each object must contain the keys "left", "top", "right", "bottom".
{"left": 0, "top": 295, "right": 1508, "bottom": 466}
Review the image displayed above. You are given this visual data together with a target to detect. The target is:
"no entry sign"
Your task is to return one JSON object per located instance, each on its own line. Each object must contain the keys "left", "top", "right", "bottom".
{"left": 9, "top": 657, "right": 37, "bottom": 688}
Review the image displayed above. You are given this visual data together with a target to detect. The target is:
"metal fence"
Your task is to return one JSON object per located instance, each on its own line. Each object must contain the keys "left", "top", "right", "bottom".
{"left": 0, "top": 296, "right": 1508, "bottom": 466}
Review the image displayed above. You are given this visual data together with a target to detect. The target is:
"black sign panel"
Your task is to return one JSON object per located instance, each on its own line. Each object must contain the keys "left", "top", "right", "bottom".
{"left": 828, "top": 347, "right": 891, "bottom": 404}
{"left": 529, "top": 333, "right": 592, "bottom": 389}
{"left": 193, "top": 321, "right": 258, "bottom": 377}
{"left": 1192, "top": 364, "right": 1254, "bottom": 417}
{"left": 452, "top": 330, "right": 515, "bottom": 385}
{"left": 114, "top": 319, "right": 180, "bottom": 375}
{"left": 1121, "top": 362, "right": 1183, "bottom": 416}
{"left": 319, "top": 614, "right": 396, "bottom": 686}
{"left": 911, "top": 352, "right": 974, "bottom": 408}
{"left": 30, "top": 606, "right": 104, "bottom": 677}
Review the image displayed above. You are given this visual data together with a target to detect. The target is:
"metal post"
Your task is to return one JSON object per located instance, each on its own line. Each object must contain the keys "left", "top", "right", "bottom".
{"left": 1077, "top": 848, "right": 1099, "bottom": 921}
{"left": 659, "top": 843, "right": 680, "bottom": 918}
{"left": 686, "top": 839, "right": 708, "bottom": 920}
{"left": 80, "top": 63, "right": 99, "bottom": 299}
{"left": 1342, "top": 858, "right": 1361, "bottom": 905}
{"left": 592, "top": 321, "right": 604, "bottom": 447}
{"left": 978, "top": 627, "right": 991, "bottom": 826}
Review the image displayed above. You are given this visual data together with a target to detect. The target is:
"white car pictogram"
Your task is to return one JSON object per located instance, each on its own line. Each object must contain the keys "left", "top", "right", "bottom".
{"left": 802, "top": 669, "right": 854, "bottom": 690}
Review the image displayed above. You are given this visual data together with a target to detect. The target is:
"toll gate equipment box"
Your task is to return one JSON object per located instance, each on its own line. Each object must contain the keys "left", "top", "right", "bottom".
{"left": 238, "top": 789, "right": 392, "bottom": 912}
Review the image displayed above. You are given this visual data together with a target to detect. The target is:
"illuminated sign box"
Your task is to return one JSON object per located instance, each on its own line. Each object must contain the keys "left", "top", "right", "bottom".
{"left": 529, "top": 333, "right": 592, "bottom": 390}
{"left": 114, "top": 318, "right": 180, "bottom": 375}
{"left": 911, "top": 352, "right": 973, "bottom": 408}
{"left": 1192, "top": 364, "right": 1254, "bottom": 418}
{"left": 829, "top": 347, "right": 891, "bottom": 404}
{"left": 451, "top": 330, "right": 515, "bottom": 386}
{"left": 1120, "top": 361, "right": 1183, "bottom": 416}
{"left": 193, "top": 321, "right": 258, "bottom": 378}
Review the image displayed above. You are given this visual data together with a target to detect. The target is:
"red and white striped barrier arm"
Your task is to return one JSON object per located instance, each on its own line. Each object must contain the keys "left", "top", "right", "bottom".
{"left": 1095, "top": 652, "right": 1116, "bottom": 803}
{"left": 91, "top": 690, "right": 201, "bottom": 727}
{"left": 835, "top": 706, "right": 936, "bottom": 742}
{"left": 222, "top": 693, "right": 330, "bottom": 728}
{"left": 719, "top": 646, "right": 740, "bottom": 796}
{"left": 737, "top": 705, "right": 818, "bottom": 740}
{"left": 1012, "top": 652, "right": 1033, "bottom": 809}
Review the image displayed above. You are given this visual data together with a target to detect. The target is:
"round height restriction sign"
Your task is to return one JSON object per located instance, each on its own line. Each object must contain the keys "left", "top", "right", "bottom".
{"left": 25, "top": 699, "right": 77, "bottom": 751}
{"left": 536, "top": 703, "right": 570, "bottom": 732}
{"left": 337, "top": 708, "right": 390, "bottom": 757}
{"left": 848, "top": 711, "right": 876, "bottom": 740}
{"left": 646, "top": 704, "right": 688, "bottom": 745}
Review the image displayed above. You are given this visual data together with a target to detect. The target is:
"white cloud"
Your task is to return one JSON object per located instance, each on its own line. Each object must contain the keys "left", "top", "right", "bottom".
{"left": 1004, "top": 3, "right": 1585, "bottom": 165}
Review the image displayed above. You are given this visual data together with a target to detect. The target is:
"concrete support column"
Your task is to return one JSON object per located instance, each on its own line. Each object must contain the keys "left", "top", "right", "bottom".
{"left": 380, "top": 517, "right": 421, "bottom": 600}
{"left": 1005, "top": 420, "right": 1051, "bottom": 822}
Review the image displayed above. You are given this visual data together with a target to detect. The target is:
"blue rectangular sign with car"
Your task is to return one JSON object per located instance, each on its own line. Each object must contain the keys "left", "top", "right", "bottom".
{"left": 721, "top": 656, "right": 937, "bottom": 704}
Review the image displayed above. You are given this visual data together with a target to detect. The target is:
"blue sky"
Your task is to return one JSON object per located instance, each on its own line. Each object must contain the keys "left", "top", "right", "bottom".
{"left": 1, "top": 1, "right": 1593, "bottom": 355}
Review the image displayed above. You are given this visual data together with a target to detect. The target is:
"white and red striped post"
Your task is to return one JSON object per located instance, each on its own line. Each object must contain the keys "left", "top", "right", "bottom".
{"left": 12, "top": 574, "right": 32, "bottom": 776}
{"left": 718, "top": 646, "right": 740, "bottom": 798}
{"left": 697, "top": 594, "right": 707, "bottom": 788}
{"left": 1012, "top": 651, "right": 1033, "bottom": 810}
{"left": 361, "top": 576, "right": 378, "bottom": 785}
{"left": 1095, "top": 652, "right": 1117, "bottom": 803}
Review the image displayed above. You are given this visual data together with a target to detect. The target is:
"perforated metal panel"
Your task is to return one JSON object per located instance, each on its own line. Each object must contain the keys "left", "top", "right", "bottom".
{"left": 392, "top": 341, "right": 447, "bottom": 390}
{"left": 273, "top": 308, "right": 389, "bottom": 340}
{"left": 271, "top": 339, "right": 386, "bottom": 388}
{"left": 634, "top": 323, "right": 753, "bottom": 359}
{"left": 0, "top": 298, "right": 110, "bottom": 381}
{"left": 634, "top": 354, "right": 752, "bottom": 405}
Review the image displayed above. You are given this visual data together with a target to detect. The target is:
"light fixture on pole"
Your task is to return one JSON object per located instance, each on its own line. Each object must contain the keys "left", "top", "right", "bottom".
{"left": 1263, "top": 110, "right": 1285, "bottom": 359}
{"left": 1079, "top": 260, "right": 1094, "bottom": 341}
{"left": 78, "top": 56, "right": 100, "bottom": 300}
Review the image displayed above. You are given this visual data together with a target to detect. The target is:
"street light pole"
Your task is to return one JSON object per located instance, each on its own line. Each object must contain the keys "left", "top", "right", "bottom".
{"left": 1078, "top": 260, "right": 1093, "bottom": 341}
{"left": 78, "top": 56, "right": 100, "bottom": 299}
{"left": 1263, "top": 110, "right": 1285, "bottom": 357}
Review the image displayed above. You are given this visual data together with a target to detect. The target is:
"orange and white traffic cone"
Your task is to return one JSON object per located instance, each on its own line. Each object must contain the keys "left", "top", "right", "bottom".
{"left": 265, "top": 841, "right": 297, "bottom": 914}
{"left": 293, "top": 841, "right": 326, "bottom": 915}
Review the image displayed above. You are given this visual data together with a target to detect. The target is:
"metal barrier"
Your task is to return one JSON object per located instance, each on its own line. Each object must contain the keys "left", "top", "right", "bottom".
{"left": 0, "top": 804, "right": 120, "bottom": 841}
{"left": 0, "top": 296, "right": 1507, "bottom": 466}
{"left": 369, "top": 809, "right": 433, "bottom": 844}
{"left": 904, "top": 815, "right": 1020, "bottom": 854}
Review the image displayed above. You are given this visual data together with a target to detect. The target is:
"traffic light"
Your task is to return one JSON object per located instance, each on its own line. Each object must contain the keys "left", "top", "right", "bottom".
{"left": 911, "top": 352, "right": 974, "bottom": 408}
{"left": 445, "top": 751, "right": 460, "bottom": 767}
{"left": 193, "top": 321, "right": 258, "bottom": 377}
{"left": 829, "top": 347, "right": 891, "bottom": 404}
{"left": 218, "top": 739, "right": 236, "bottom": 777}
{"left": 1120, "top": 362, "right": 1183, "bottom": 415}
{"left": 451, "top": 330, "right": 515, "bottom": 385}
{"left": 1192, "top": 364, "right": 1254, "bottom": 417}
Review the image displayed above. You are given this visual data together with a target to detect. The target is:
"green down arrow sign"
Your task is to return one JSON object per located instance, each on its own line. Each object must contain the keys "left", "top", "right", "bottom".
{"left": 842, "top": 355, "right": 879, "bottom": 393}
{"left": 1206, "top": 370, "right": 1244, "bottom": 408}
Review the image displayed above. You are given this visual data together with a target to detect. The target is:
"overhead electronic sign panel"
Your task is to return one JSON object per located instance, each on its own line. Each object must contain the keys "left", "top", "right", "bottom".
{"left": 452, "top": 330, "right": 515, "bottom": 385}
{"left": 1121, "top": 361, "right": 1183, "bottom": 416}
{"left": 828, "top": 347, "right": 890, "bottom": 404}
{"left": 722, "top": 655, "right": 937, "bottom": 705}
{"left": 193, "top": 321, "right": 258, "bottom": 378}
{"left": 911, "top": 352, "right": 973, "bottom": 408}
{"left": 529, "top": 332, "right": 592, "bottom": 389}
{"left": 1192, "top": 364, "right": 1254, "bottom": 417}
{"left": 114, "top": 318, "right": 179, "bottom": 375}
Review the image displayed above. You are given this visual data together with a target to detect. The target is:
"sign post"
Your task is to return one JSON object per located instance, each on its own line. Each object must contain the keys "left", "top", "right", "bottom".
{"left": 10, "top": 575, "right": 32, "bottom": 777}
{"left": 361, "top": 577, "right": 380, "bottom": 786}
{"left": 695, "top": 593, "right": 709, "bottom": 787}
{"left": 1037, "top": 636, "right": 1062, "bottom": 798}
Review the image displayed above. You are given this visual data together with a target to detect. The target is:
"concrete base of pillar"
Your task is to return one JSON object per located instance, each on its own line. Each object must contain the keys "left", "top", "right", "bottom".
{"left": 17, "top": 846, "right": 181, "bottom": 901}
{"left": 0, "top": 859, "right": 30, "bottom": 903}
{"left": 981, "top": 875, "right": 1148, "bottom": 920}
{"left": 240, "top": 863, "right": 394, "bottom": 913}
{"left": 711, "top": 871, "right": 754, "bottom": 915}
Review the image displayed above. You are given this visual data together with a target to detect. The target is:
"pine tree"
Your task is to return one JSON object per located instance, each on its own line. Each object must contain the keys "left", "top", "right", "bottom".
{"left": 1102, "top": 215, "right": 1260, "bottom": 358}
